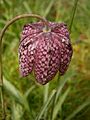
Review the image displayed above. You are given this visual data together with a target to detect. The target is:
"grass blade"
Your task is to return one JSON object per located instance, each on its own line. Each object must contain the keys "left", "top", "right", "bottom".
{"left": 35, "top": 89, "right": 56, "bottom": 120}
{"left": 69, "top": 0, "right": 79, "bottom": 33}
{"left": 55, "top": 78, "right": 68, "bottom": 103}
{"left": 3, "top": 77, "right": 30, "bottom": 113}
{"left": 3, "top": 77, "right": 24, "bottom": 103}
{"left": 65, "top": 98, "right": 90, "bottom": 120}
{"left": 11, "top": 101, "right": 24, "bottom": 120}
{"left": 55, "top": 70, "right": 75, "bottom": 103}
{"left": 25, "top": 85, "right": 35, "bottom": 99}
{"left": 52, "top": 87, "right": 71, "bottom": 120}
{"left": 44, "top": 0, "right": 55, "bottom": 17}
{"left": 43, "top": 83, "right": 49, "bottom": 119}
{"left": 23, "top": 1, "right": 32, "bottom": 13}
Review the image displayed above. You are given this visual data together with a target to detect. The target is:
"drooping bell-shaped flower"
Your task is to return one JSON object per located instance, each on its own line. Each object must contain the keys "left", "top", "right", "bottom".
{"left": 19, "top": 21, "right": 73, "bottom": 85}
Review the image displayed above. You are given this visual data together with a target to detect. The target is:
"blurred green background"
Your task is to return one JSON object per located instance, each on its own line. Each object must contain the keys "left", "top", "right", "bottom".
{"left": 0, "top": 0, "right": 90, "bottom": 120}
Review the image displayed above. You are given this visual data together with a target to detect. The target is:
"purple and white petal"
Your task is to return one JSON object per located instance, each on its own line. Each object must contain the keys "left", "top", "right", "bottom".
{"left": 34, "top": 33, "right": 60, "bottom": 85}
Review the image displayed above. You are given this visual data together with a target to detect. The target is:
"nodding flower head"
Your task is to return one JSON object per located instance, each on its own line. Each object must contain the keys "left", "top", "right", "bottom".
{"left": 19, "top": 21, "right": 73, "bottom": 85}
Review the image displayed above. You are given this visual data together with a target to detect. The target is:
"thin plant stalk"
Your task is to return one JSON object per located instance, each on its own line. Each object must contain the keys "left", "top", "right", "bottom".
{"left": 0, "top": 30, "right": 6, "bottom": 120}
{"left": 43, "top": 83, "right": 49, "bottom": 104}
{"left": 69, "top": 0, "right": 79, "bottom": 33}
{"left": 50, "top": 73, "right": 60, "bottom": 120}
{"left": 50, "top": 91, "right": 57, "bottom": 120}
{"left": 0, "top": 13, "right": 48, "bottom": 120}
{"left": 43, "top": 83, "right": 49, "bottom": 119}
{"left": 35, "top": 90, "right": 56, "bottom": 120}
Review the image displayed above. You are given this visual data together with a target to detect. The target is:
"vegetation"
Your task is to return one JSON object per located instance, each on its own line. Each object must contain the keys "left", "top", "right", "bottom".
{"left": 0, "top": 0, "right": 90, "bottom": 120}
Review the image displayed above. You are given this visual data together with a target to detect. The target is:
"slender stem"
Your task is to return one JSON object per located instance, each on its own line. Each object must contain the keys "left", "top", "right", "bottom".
{"left": 50, "top": 91, "right": 57, "bottom": 120}
{"left": 43, "top": 83, "right": 49, "bottom": 104}
{"left": 0, "top": 14, "right": 48, "bottom": 120}
{"left": 0, "top": 14, "right": 48, "bottom": 42}
{"left": 43, "top": 83, "right": 49, "bottom": 119}
{"left": 0, "top": 32, "right": 6, "bottom": 120}
{"left": 69, "top": 0, "right": 79, "bottom": 33}
{"left": 50, "top": 73, "right": 60, "bottom": 120}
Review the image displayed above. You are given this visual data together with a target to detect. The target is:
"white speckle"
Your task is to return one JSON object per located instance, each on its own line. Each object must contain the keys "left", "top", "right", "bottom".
{"left": 43, "top": 51, "right": 47, "bottom": 55}
{"left": 52, "top": 57, "right": 55, "bottom": 61}
{"left": 24, "top": 30, "right": 28, "bottom": 34}
{"left": 42, "top": 57, "right": 46, "bottom": 62}
{"left": 62, "top": 38, "right": 65, "bottom": 42}
{"left": 44, "top": 46, "right": 47, "bottom": 50}
{"left": 65, "top": 40, "right": 69, "bottom": 44}
{"left": 61, "top": 59, "right": 63, "bottom": 62}
{"left": 41, "top": 63, "right": 45, "bottom": 67}
{"left": 30, "top": 38, "right": 33, "bottom": 41}
{"left": 53, "top": 44, "right": 56, "bottom": 48}
{"left": 44, "top": 72, "right": 47, "bottom": 76}
{"left": 43, "top": 78, "right": 47, "bottom": 82}
{"left": 41, "top": 68, "right": 45, "bottom": 72}
{"left": 41, "top": 74, "right": 44, "bottom": 78}
{"left": 30, "top": 51, "right": 34, "bottom": 54}
{"left": 24, "top": 50, "right": 27, "bottom": 55}
{"left": 29, "top": 28, "right": 31, "bottom": 31}
{"left": 24, "top": 40, "right": 30, "bottom": 46}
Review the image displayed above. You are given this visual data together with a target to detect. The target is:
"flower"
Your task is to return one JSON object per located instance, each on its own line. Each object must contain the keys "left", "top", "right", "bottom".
{"left": 19, "top": 21, "right": 73, "bottom": 85}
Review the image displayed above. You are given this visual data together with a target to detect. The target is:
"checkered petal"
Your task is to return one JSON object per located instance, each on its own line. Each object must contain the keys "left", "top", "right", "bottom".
{"left": 59, "top": 42, "right": 73, "bottom": 75}
{"left": 34, "top": 33, "right": 60, "bottom": 85}
{"left": 52, "top": 23, "right": 73, "bottom": 75}
{"left": 19, "top": 24, "right": 41, "bottom": 76}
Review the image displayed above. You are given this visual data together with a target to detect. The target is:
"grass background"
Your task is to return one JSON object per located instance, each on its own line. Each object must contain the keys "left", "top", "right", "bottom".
{"left": 0, "top": 0, "right": 90, "bottom": 120}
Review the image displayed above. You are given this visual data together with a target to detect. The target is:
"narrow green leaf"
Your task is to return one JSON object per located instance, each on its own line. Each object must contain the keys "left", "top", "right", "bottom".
{"left": 65, "top": 98, "right": 90, "bottom": 120}
{"left": 43, "top": 83, "right": 49, "bottom": 119}
{"left": 0, "top": 19, "right": 6, "bottom": 24}
{"left": 23, "top": 1, "right": 32, "bottom": 13}
{"left": 35, "top": 89, "right": 56, "bottom": 120}
{"left": 69, "top": 0, "right": 79, "bottom": 33}
{"left": 44, "top": 0, "right": 55, "bottom": 17}
{"left": 3, "top": 77, "right": 30, "bottom": 113}
{"left": 53, "top": 87, "right": 71, "bottom": 120}
{"left": 6, "top": 31, "right": 16, "bottom": 37}
{"left": 3, "top": 77, "right": 23, "bottom": 103}
{"left": 11, "top": 101, "right": 24, "bottom": 120}
{"left": 55, "top": 70, "right": 75, "bottom": 103}
{"left": 25, "top": 85, "right": 35, "bottom": 99}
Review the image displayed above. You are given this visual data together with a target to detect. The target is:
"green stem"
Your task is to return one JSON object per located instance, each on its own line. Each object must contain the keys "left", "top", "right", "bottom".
{"left": 43, "top": 83, "right": 49, "bottom": 119}
{"left": 69, "top": 0, "right": 79, "bottom": 33}
{"left": 0, "top": 14, "right": 48, "bottom": 120}
{"left": 43, "top": 83, "right": 49, "bottom": 104}
{"left": 50, "top": 91, "right": 57, "bottom": 120}
{"left": 50, "top": 73, "right": 60, "bottom": 120}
